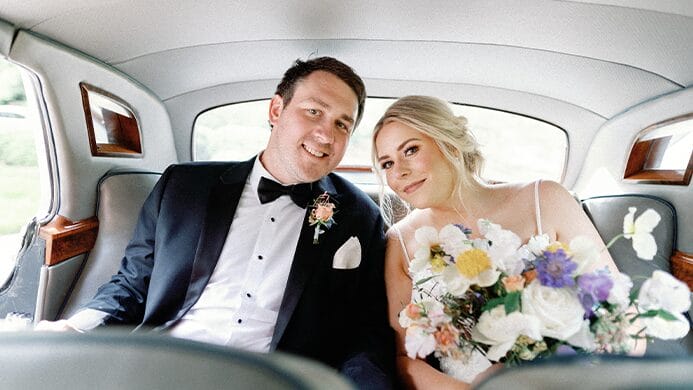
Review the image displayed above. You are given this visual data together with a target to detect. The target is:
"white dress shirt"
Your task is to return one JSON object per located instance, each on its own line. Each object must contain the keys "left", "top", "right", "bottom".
{"left": 69, "top": 156, "right": 306, "bottom": 353}
{"left": 167, "top": 156, "right": 305, "bottom": 351}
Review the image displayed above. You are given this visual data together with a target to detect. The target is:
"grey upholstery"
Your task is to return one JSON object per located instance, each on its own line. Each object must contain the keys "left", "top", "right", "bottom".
{"left": 582, "top": 194, "right": 692, "bottom": 355}
{"left": 582, "top": 194, "right": 676, "bottom": 288}
{"left": 5, "top": 331, "right": 354, "bottom": 389}
{"left": 474, "top": 354, "right": 693, "bottom": 389}
{"left": 60, "top": 170, "right": 161, "bottom": 318}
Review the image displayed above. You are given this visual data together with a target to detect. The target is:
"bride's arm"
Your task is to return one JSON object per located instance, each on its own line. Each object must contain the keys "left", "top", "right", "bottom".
{"left": 540, "top": 180, "right": 646, "bottom": 355}
{"left": 384, "top": 229, "right": 473, "bottom": 389}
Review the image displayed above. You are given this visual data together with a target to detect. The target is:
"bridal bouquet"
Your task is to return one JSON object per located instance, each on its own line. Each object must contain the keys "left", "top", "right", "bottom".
{"left": 400, "top": 207, "right": 691, "bottom": 383}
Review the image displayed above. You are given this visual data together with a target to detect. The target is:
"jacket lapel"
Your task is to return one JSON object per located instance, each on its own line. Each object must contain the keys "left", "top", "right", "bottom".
{"left": 174, "top": 158, "right": 255, "bottom": 322}
{"left": 270, "top": 175, "right": 341, "bottom": 350}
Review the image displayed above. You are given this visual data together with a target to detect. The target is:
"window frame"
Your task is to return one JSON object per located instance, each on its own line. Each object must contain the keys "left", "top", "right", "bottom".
{"left": 624, "top": 113, "right": 693, "bottom": 186}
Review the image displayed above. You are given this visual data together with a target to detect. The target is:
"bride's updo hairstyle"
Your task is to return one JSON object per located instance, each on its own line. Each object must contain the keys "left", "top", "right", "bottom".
{"left": 371, "top": 95, "right": 484, "bottom": 224}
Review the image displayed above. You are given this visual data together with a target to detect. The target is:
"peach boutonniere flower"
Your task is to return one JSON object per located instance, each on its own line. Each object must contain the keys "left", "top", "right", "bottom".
{"left": 309, "top": 192, "right": 336, "bottom": 244}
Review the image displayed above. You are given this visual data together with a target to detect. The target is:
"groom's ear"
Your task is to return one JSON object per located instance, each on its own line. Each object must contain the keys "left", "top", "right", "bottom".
{"left": 268, "top": 94, "right": 284, "bottom": 129}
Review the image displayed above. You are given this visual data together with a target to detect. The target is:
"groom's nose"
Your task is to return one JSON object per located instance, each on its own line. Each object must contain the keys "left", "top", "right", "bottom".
{"left": 311, "top": 120, "right": 334, "bottom": 144}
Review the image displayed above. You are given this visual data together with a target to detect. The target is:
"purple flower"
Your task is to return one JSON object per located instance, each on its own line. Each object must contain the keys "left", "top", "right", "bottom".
{"left": 555, "top": 345, "right": 578, "bottom": 356}
{"left": 536, "top": 249, "right": 577, "bottom": 288}
{"left": 577, "top": 272, "right": 614, "bottom": 316}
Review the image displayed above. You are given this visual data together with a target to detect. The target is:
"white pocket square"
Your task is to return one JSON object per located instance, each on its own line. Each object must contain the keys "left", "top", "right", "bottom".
{"left": 332, "top": 236, "right": 361, "bottom": 269}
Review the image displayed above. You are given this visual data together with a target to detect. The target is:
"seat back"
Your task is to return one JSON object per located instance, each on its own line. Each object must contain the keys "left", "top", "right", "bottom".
{"left": 60, "top": 170, "right": 161, "bottom": 318}
{"left": 581, "top": 194, "right": 691, "bottom": 355}
{"left": 581, "top": 194, "right": 676, "bottom": 288}
{"left": 475, "top": 354, "right": 693, "bottom": 389}
{"left": 2, "top": 331, "right": 354, "bottom": 390}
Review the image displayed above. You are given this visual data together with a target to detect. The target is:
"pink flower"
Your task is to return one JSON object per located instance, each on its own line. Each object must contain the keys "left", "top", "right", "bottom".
{"left": 308, "top": 192, "right": 336, "bottom": 244}
{"left": 502, "top": 275, "right": 526, "bottom": 292}
{"left": 435, "top": 323, "right": 460, "bottom": 353}
{"left": 405, "top": 303, "right": 423, "bottom": 320}
{"left": 312, "top": 203, "right": 335, "bottom": 222}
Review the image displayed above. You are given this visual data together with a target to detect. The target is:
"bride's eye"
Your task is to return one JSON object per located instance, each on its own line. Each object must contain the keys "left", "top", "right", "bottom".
{"left": 381, "top": 160, "right": 393, "bottom": 170}
{"left": 404, "top": 145, "right": 419, "bottom": 156}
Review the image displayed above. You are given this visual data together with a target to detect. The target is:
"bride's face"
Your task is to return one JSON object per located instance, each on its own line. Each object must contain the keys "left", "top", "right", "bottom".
{"left": 375, "top": 120, "right": 456, "bottom": 209}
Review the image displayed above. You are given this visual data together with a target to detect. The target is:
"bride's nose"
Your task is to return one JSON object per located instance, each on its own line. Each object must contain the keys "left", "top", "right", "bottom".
{"left": 395, "top": 163, "right": 410, "bottom": 178}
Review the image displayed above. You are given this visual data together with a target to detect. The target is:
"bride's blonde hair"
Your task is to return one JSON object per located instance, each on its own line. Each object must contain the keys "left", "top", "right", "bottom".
{"left": 371, "top": 95, "right": 484, "bottom": 225}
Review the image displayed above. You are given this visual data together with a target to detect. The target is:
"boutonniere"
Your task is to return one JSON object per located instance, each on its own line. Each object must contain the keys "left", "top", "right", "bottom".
{"left": 308, "top": 192, "right": 336, "bottom": 244}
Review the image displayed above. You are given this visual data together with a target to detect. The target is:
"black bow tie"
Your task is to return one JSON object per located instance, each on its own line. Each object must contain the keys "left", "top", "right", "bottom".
{"left": 257, "top": 177, "right": 313, "bottom": 207}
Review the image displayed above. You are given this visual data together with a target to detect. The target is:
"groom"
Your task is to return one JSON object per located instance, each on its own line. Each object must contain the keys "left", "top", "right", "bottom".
{"left": 38, "top": 57, "right": 394, "bottom": 388}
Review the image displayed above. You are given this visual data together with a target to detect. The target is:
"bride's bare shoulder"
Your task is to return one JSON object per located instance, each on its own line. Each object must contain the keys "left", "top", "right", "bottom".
{"left": 537, "top": 179, "right": 579, "bottom": 207}
{"left": 386, "top": 209, "right": 429, "bottom": 241}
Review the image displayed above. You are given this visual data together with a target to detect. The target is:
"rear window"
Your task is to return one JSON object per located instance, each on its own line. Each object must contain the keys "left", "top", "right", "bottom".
{"left": 193, "top": 98, "right": 567, "bottom": 183}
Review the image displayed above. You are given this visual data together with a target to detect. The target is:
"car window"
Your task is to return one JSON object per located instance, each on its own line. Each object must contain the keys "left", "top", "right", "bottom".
{"left": 0, "top": 58, "right": 50, "bottom": 287}
{"left": 193, "top": 98, "right": 567, "bottom": 183}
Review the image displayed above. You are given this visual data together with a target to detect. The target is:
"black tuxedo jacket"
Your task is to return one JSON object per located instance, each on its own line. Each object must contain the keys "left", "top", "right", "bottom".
{"left": 84, "top": 158, "right": 394, "bottom": 387}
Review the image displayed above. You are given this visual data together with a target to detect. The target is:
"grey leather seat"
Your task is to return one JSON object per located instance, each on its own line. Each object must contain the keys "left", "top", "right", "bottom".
{"left": 474, "top": 354, "right": 693, "bottom": 389}
{"left": 7, "top": 331, "right": 354, "bottom": 389}
{"left": 60, "top": 170, "right": 161, "bottom": 318}
{"left": 582, "top": 194, "right": 692, "bottom": 355}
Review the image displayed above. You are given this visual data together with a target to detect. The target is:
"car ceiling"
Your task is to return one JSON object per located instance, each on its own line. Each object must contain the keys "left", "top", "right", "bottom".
{"left": 1, "top": 0, "right": 692, "bottom": 121}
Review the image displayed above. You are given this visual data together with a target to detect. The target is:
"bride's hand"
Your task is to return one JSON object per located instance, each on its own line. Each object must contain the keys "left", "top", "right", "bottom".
{"left": 470, "top": 363, "right": 503, "bottom": 388}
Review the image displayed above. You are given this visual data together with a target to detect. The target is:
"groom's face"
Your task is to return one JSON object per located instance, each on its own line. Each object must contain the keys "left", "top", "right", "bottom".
{"left": 262, "top": 70, "right": 358, "bottom": 184}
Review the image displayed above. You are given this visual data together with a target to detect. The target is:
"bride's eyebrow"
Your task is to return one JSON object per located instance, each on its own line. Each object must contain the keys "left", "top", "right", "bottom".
{"left": 377, "top": 138, "right": 420, "bottom": 162}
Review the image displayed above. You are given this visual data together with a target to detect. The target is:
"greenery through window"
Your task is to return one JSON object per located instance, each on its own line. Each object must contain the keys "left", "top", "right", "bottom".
{"left": 0, "top": 58, "right": 46, "bottom": 286}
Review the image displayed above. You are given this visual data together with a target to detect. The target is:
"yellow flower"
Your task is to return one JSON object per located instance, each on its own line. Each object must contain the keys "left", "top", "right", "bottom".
{"left": 454, "top": 248, "right": 491, "bottom": 278}
{"left": 430, "top": 252, "right": 447, "bottom": 273}
{"left": 546, "top": 242, "right": 570, "bottom": 254}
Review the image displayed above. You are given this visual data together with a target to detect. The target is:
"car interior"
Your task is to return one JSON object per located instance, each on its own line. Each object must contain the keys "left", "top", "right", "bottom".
{"left": 0, "top": 0, "right": 691, "bottom": 388}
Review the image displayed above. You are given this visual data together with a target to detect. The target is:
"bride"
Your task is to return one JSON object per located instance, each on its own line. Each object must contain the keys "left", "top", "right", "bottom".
{"left": 371, "top": 95, "right": 628, "bottom": 388}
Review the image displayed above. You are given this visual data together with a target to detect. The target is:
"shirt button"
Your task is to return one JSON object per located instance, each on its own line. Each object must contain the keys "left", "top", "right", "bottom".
{"left": 237, "top": 319, "right": 242, "bottom": 324}
{"left": 257, "top": 255, "right": 263, "bottom": 260}
{"left": 246, "top": 293, "right": 252, "bottom": 298}
{"left": 270, "top": 217, "right": 276, "bottom": 222}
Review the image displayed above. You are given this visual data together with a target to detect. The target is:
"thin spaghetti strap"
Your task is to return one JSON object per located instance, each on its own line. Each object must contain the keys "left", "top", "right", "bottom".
{"left": 534, "top": 180, "right": 543, "bottom": 235}
{"left": 392, "top": 225, "right": 411, "bottom": 261}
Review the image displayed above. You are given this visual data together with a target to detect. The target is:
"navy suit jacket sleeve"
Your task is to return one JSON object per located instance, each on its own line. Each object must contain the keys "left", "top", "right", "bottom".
{"left": 83, "top": 163, "right": 231, "bottom": 325}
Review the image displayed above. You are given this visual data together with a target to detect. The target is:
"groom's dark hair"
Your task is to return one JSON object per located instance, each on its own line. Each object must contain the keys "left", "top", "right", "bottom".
{"left": 275, "top": 56, "right": 366, "bottom": 128}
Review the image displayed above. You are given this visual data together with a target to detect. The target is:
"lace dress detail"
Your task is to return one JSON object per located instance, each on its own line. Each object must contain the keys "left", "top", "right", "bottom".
{"left": 394, "top": 180, "right": 546, "bottom": 383}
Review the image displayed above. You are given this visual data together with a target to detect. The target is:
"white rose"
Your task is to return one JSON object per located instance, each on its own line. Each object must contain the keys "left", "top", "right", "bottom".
{"left": 638, "top": 270, "right": 691, "bottom": 314}
{"left": 566, "top": 319, "right": 597, "bottom": 351}
{"left": 472, "top": 306, "right": 542, "bottom": 361}
{"left": 521, "top": 280, "right": 585, "bottom": 340}
{"left": 569, "top": 236, "right": 600, "bottom": 275}
{"left": 607, "top": 272, "right": 633, "bottom": 308}
{"left": 641, "top": 311, "right": 690, "bottom": 340}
